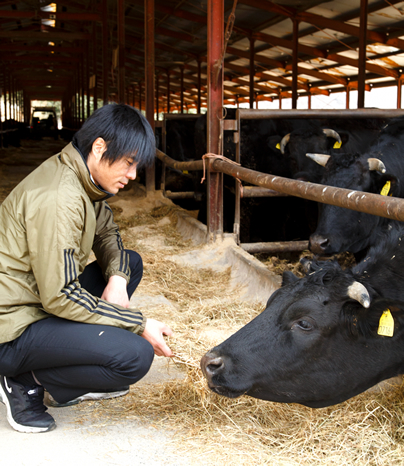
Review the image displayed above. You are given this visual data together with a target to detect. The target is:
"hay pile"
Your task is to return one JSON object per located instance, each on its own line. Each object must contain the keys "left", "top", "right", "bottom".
{"left": 78, "top": 204, "right": 404, "bottom": 466}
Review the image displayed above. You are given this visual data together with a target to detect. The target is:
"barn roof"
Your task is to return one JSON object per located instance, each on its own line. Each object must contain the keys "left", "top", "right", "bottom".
{"left": 1, "top": 0, "right": 404, "bottom": 109}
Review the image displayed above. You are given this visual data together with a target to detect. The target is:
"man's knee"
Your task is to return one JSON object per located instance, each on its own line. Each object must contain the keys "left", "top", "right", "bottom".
{"left": 122, "top": 336, "right": 154, "bottom": 384}
{"left": 127, "top": 250, "right": 143, "bottom": 273}
{"left": 135, "top": 339, "right": 154, "bottom": 381}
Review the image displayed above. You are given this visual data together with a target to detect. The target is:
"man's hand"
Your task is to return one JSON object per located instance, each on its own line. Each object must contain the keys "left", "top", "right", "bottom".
{"left": 141, "top": 318, "right": 174, "bottom": 357}
{"left": 101, "top": 275, "right": 130, "bottom": 308}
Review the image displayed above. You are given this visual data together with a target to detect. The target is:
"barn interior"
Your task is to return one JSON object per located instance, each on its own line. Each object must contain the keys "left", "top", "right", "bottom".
{"left": 3, "top": 0, "right": 404, "bottom": 250}
{"left": 3, "top": 1, "right": 404, "bottom": 464}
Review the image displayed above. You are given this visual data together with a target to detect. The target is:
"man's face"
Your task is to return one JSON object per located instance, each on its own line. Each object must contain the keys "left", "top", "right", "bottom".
{"left": 87, "top": 138, "right": 138, "bottom": 194}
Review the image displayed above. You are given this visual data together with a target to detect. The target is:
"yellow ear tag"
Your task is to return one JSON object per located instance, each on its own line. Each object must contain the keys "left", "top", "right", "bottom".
{"left": 182, "top": 170, "right": 188, "bottom": 174}
{"left": 380, "top": 181, "right": 391, "bottom": 196}
{"left": 377, "top": 309, "right": 394, "bottom": 337}
{"left": 276, "top": 143, "right": 281, "bottom": 150}
{"left": 333, "top": 141, "right": 342, "bottom": 149}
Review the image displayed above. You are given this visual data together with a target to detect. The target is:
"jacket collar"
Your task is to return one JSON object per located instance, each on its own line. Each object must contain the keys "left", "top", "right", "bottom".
{"left": 59, "top": 142, "right": 114, "bottom": 202}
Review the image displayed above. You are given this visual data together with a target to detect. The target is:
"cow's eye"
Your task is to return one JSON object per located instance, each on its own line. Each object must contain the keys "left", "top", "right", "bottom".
{"left": 292, "top": 320, "right": 313, "bottom": 331}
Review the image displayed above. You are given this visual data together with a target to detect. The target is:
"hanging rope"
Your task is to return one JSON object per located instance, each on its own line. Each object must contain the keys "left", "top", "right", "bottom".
{"left": 214, "top": 0, "right": 238, "bottom": 86}
{"left": 200, "top": 153, "right": 243, "bottom": 196}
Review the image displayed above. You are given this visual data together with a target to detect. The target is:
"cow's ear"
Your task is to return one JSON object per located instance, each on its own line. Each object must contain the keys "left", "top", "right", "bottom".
{"left": 282, "top": 270, "right": 300, "bottom": 287}
{"left": 267, "top": 135, "right": 283, "bottom": 152}
{"left": 374, "top": 174, "right": 399, "bottom": 197}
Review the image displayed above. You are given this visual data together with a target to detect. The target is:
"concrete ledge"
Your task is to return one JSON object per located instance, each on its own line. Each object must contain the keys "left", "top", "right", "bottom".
{"left": 174, "top": 209, "right": 281, "bottom": 304}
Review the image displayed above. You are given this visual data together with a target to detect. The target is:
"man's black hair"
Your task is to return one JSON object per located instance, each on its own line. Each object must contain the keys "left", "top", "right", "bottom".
{"left": 72, "top": 104, "right": 155, "bottom": 169}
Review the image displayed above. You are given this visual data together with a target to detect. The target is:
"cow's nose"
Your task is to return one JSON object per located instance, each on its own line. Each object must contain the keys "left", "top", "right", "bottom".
{"left": 200, "top": 352, "right": 224, "bottom": 381}
{"left": 309, "top": 234, "right": 329, "bottom": 255}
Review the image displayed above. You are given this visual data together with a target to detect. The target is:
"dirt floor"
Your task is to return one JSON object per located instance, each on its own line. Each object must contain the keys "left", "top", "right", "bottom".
{"left": 1, "top": 138, "right": 404, "bottom": 466}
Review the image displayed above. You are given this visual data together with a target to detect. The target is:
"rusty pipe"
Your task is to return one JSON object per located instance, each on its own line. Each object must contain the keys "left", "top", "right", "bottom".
{"left": 210, "top": 158, "right": 404, "bottom": 222}
{"left": 241, "top": 186, "right": 288, "bottom": 198}
{"left": 241, "top": 241, "right": 309, "bottom": 254}
{"left": 156, "top": 149, "right": 204, "bottom": 171}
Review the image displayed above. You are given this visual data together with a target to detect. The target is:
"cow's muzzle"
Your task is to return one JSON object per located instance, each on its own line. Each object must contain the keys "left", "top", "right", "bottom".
{"left": 201, "top": 351, "right": 247, "bottom": 398}
{"left": 200, "top": 352, "right": 224, "bottom": 382}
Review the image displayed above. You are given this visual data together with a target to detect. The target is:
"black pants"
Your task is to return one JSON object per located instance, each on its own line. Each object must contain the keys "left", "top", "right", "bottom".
{"left": 0, "top": 250, "right": 154, "bottom": 403}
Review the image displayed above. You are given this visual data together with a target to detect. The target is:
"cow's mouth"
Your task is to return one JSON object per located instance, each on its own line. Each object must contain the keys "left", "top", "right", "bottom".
{"left": 208, "top": 383, "right": 246, "bottom": 399}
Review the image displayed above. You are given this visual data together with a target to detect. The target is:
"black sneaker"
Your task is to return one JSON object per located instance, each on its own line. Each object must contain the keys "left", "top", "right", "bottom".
{"left": 46, "top": 387, "right": 130, "bottom": 407}
{"left": 0, "top": 375, "right": 56, "bottom": 433}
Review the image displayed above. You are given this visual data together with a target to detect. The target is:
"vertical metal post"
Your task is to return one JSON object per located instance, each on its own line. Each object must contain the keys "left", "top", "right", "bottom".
{"left": 207, "top": 0, "right": 224, "bottom": 241}
{"left": 117, "top": 0, "right": 125, "bottom": 104}
{"left": 397, "top": 78, "right": 402, "bottom": 109}
{"left": 102, "top": 0, "right": 109, "bottom": 105}
{"left": 166, "top": 70, "right": 170, "bottom": 112}
{"left": 81, "top": 59, "right": 85, "bottom": 122}
{"left": 197, "top": 58, "right": 201, "bottom": 114}
{"left": 6, "top": 72, "right": 10, "bottom": 120}
{"left": 144, "top": 0, "right": 155, "bottom": 192}
{"left": 292, "top": 19, "right": 299, "bottom": 109}
{"left": 234, "top": 108, "right": 241, "bottom": 243}
{"left": 358, "top": 0, "right": 368, "bottom": 108}
{"left": 180, "top": 67, "right": 184, "bottom": 113}
{"left": 11, "top": 76, "right": 14, "bottom": 120}
{"left": 346, "top": 85, "right": 350, "bottom": 109}
{"left": 308, "top": 92, "right": 312, "bottom": 109}
{"left": 249, "top": 36, "right": 255, "bottom": 109}
{"left": 92, "top": 22, "right": 98, "bottom": 111}
{"left": 86, "top": 43, "right": 91, "bottom": 117}
{"left": 156, "top": 74, "right": 159, "bottom": 119}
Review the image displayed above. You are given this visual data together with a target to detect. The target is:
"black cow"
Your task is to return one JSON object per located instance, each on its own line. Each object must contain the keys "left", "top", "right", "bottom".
{"left": 156, "top": 117, "right": 201, "bottom": 210}
{"left": 309, "top": 116, "right": 404, "bottom": 257}
{"left": 279, "top": 117, "right": 386, "bottom": 183}
{"left": 201, "top": 224, "right": 404, "bottom": 408}
{"left": 194, "top": 110, "right": 327, "bottom": 242}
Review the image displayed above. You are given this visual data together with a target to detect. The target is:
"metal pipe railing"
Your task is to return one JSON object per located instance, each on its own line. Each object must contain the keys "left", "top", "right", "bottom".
{"left": 156, "top": 148, "right": 404, "bottom": 223}
{"left": 156, "top": 149, "right": 203, "bottom": 171}
{"left": 237, "top": 108, "right": 404, "bottom": 120}
{"left": 211, "top": 158, "right": 404, "bottom": 222}
{"left": 242, "top": 241, "right": 309, "bottom": 254}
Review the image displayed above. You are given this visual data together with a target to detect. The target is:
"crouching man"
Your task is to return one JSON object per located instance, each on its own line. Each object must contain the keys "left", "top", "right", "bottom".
{"left": 0, "top": 104, "right": 173, "bottom": 433}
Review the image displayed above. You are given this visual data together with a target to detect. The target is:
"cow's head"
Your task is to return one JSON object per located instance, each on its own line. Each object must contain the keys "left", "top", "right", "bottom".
{"left": 201, "top": 260, "right": 404, "bottom": 408}
{"left": 278, "top": 127, "right": 342, "bottom": 182}
{"left": 308, "top": 152, "right": 399, "bottom": 256}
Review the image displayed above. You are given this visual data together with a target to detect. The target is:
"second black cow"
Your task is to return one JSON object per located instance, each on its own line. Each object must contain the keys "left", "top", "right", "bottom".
{"left": 309, "top": 116, "right": 404, "bottom": 257}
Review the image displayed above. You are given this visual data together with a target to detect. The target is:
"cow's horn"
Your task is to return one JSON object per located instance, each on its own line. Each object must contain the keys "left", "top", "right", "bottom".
{"left": 347, "top": 281, "right": 370, "bottom": 308}
{"left": 306, "top": 153, "right": 331, "bottom": 167}
{"left": 368, "top": 158, "right": 386, "bottom": 174}
{"left": 280, "top": 133, "right": 291, "bottom": 154}
{"left": 323, "top": 128, "right": 342, "bottom": 144}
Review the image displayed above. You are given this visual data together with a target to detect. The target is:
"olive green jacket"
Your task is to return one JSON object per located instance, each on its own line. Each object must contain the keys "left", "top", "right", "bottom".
{"left": 0, "top": 142, "right": 146, "bottom": 344}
